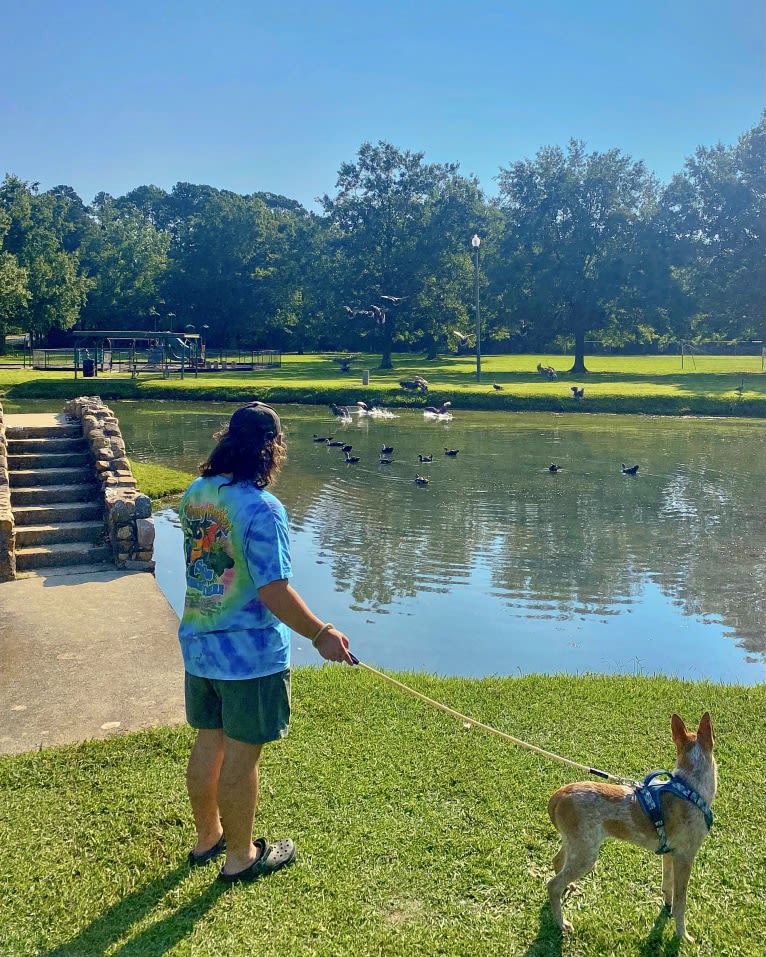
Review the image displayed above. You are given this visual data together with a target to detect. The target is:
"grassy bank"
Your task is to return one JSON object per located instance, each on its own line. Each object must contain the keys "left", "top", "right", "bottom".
{"left": 0, "top": 353, "right": 763, "bottom": 417}
{"left": 0, "top": 671, "right": 763, "bottom": 956}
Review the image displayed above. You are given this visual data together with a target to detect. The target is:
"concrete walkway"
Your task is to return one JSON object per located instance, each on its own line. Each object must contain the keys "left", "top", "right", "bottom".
{"left": 0, "top": 568, "right": 185, "bottom": 755}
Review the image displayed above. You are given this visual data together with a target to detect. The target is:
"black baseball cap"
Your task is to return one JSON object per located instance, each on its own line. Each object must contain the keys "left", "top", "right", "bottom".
{"left": 227, "top": 402, "right": 281, "bottom": 438}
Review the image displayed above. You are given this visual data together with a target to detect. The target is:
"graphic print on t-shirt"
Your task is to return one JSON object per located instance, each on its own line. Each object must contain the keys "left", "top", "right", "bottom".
{"left": 182, "top": 503, "right": 235, "bottom": 617}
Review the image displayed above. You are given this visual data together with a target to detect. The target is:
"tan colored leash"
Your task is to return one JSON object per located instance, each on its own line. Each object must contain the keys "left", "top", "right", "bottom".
{"left": 350, "top": 656, "right": 636, "bottom": 786}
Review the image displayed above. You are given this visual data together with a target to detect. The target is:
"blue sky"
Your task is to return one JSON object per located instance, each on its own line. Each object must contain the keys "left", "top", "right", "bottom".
{"left": 1, "top": 0, "right": 763, "bottom": 210}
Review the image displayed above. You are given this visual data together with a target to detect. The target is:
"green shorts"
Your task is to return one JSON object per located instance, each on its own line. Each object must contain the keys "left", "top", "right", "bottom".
{"left": 184, "top": 669, "right": 291, "bottom": 745}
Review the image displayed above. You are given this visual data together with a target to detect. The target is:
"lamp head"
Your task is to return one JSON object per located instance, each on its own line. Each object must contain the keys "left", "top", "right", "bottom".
{"left": 471, "top": 234, "right": 481, "bottom": 248}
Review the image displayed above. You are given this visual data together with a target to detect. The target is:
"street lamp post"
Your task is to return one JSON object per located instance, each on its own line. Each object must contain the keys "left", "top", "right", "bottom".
{"left": 471, "top": 234, "right": 481, "bottom": 381}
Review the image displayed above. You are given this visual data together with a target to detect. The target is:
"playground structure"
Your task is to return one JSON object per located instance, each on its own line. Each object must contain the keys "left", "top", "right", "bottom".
{"left": 25, "top": 331, "right": 282, "bottom": 378}
{"left": 69, "top": 330, "right": 201, "bottom": 379}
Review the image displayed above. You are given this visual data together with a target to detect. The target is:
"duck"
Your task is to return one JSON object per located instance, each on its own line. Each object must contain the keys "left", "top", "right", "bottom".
{"left": 341, "top": 444, "right": 353, "bottom": 453}
{"left": 326, "top": 439, "right": 344, "bottom": 447}
{"left": 414, "top": 475, "right": 429, "bottom": 485}
{"left": 492, "top": 382, "right": 503, "bottom": 391}
{"left": 379, "top": 456, "right": 394, "bottom": 465}
{"left": 380, "top": 444, "right": 394, "bottom": 455}
{"left": 329, "top": 402, "right": 351, "bottom": 417}
{"left": 621, "top": 463, "right": 639, "bottom": 475}
{"left": 344, "top": 452, "right": 360, "bottom": 464}
{"left": 418, "top": 453, "right": 433, "bottom": 463}
{"left": 548, "top": 463, "right": 560, "bottom": 473}
{"left": 444, "top": 448, "right": 459, "bottom": 457}
{"left": 313, "top": 434, "right": 332, "bottom": 442}
{"left": 570, "top": 386, "right": 585, "bottom": 398}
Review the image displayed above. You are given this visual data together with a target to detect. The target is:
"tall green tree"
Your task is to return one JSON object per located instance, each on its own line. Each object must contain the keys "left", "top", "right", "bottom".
{"left": 659, "top": 114, "right": 765, "bottom": 340}
{"left": 321, "top": 141, "right": 465, "bottom": 368}
{"left": 0, "top": 208, "right": 30, "bottom": 352}
{"left": 0, "top": 176, "right": 91, "bottom": 344}
{"left": 80, "top": 194, "right": 170, "bottom": 330}
{"left": 495, "top": 141, "right": 684, "bottom": 373}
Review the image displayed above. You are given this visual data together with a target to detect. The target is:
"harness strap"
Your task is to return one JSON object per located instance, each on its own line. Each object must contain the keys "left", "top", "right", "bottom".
{"left": 635, "top": 769, "right": 714, "bottom": 854}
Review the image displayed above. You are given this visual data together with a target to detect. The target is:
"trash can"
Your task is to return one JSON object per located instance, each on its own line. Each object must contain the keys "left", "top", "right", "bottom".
{"left": 362, "top": 370, "right": 370, "bottom": 385}
{"left": 82, "top": 358, "right": 95, "bottom": 378}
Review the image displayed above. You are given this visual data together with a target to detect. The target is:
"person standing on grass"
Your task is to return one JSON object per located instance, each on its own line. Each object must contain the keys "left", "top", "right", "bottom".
{"left": 178, "top": 401, "right": 354, "bottom": 884}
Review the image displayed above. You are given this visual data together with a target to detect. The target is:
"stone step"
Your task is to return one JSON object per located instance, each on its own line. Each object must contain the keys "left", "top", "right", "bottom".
{"left": 14, "top": 520, "right": 105, "bottom": 547}
{"left": 5, "top": 437, "right": 88, "bottom": 454}
{"left": 9, "top": 466, "right": 93, "bottom": 488}
{"left": 14, "top": 562, "right": 120, "bottom": 579}
{"left": 5, "top": 424, "right": 82, "bottom": 440}
{"left": 7, "top": 452, "right": 92, "bottom": 470}
{"left": 10, "top": 483, "right": 100, "bottom": 506}
{"left": 14, "top": 542, "right": 112, "bottom": 572}
{"left": 12, "top": 501, "right": 104, "bottom": 526}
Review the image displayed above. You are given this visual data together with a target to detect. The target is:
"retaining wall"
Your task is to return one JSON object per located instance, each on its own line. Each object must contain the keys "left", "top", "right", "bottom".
{"left": 0, "top": 403, "right": 16, "bottom": 581}
{"left": 64, "top": 396, "right": 155, "bottom": 572}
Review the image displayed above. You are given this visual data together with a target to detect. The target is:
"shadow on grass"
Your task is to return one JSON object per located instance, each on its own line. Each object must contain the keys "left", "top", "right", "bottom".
{"left": 42, "top": 864, "right": 226, "bottom": 957}
{"left": 520, "top": 902, "right": 564, "bottom": 956}
{"left": 638, "top": 906, "right": 682, "bottom": 957}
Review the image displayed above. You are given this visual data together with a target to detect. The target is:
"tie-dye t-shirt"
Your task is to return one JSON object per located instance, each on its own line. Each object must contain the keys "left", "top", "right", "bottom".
{"left": 177, "top": 475, "right": 292, "bottom": 679}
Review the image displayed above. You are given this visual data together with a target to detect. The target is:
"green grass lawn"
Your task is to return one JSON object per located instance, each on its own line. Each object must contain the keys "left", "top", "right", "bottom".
{"left": 0, "top": 671, "right": 763, "bottom": 956}
{"left": 0, "top": 353, "right": 763, "bottom": 417}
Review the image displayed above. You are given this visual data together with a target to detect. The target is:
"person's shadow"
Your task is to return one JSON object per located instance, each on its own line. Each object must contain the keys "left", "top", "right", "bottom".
{"left": 41, "top": 864, "right": 227, "bottom": 957}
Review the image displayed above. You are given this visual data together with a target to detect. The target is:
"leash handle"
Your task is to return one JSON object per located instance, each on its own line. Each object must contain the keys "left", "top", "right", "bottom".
{"left": 347, "top": 655, "right": 628, "bottom": 784}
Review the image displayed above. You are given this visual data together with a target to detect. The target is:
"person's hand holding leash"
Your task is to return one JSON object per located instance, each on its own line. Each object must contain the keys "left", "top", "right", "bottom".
{"left": 311, "top": 623, "right": 355, "bottom": 665}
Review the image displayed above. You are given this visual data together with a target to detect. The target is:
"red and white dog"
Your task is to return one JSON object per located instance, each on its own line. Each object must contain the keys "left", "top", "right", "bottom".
{"left": 547, "top": 713, "right": 716, "bottom": 942}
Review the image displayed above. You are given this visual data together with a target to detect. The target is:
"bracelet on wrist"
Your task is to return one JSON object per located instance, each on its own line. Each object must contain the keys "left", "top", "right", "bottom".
{"left": 311, "top": 622, "right": 334, "bottom": 647}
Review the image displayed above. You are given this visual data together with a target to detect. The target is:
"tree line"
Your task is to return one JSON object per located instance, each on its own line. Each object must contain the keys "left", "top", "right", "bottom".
{"left": 1, "top": 115, "right": 763, "bottom": 371}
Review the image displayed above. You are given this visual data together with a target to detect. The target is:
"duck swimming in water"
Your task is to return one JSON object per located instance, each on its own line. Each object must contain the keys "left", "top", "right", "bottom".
{"left": 444, "top": 448, "right": 459, "bottom": 457}
{"left": 381, "top": 444, "right": 394, "bottom": 455}
{"left": 548, "top": 463, "right": 560, "bottom": 473}
{"left": 414, "top": 474, "right": 429, "bottom": 485}
{"left": 621, "top": 463, "right": 639, "bottom": 475}
{"left": 345, "top": 451, "right": 360, "bottom": 464}
{"left": 418, "top": 453, "right": 433, "bottom": 463}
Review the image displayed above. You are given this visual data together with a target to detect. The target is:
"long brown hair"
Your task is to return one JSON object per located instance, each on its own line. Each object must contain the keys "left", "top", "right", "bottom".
{"left": 200, "top": 425, "right": 287, "bottom": 489}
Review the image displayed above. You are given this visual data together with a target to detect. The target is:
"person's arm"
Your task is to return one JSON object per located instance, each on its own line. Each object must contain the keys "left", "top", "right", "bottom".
{"left": 258, "top": 579, "right": 354, "bottom": 664}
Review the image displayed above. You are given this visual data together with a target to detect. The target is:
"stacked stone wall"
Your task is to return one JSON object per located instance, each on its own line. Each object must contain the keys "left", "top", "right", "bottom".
{"left": 0, "top": 402, "right": 16, "bottom": 581}
{"left": 64, "top": 396, "right": 155, "bottom": 572}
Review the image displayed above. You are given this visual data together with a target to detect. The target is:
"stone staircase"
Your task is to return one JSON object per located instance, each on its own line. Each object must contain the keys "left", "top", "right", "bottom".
{"left": 7, "top": 421, "right": 111, "bottom": 573}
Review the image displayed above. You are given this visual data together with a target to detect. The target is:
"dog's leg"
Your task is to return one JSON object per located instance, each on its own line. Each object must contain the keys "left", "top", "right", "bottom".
{"left": 661, "top": 854, "right": 674, "bottom": 910}
{"left": 552, "top": 844, "right": 567, "bottom": 874}
{"left": 547, "top": 836, "right": 601, "bottom": 933}
{"left": 670, "top": 853, "right": 695, "bottom": 942}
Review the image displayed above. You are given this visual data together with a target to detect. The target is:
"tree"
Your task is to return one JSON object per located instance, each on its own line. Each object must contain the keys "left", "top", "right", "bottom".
{"left": 0, "top": 176, "right": 91, "bottom": 344}
{"left": 0, "top": 209, "right": 30, "bottom": 352}
{"left": 80, "top": 194, "right": 170, "bottom": 330}
{"left": 495, "top": 141, "right": 685, "bottom": 373}
{"left": 659, "top": 114, "right": 765, "bottom": 340}
{"left": 321, "top": 141, "right": 464, "bottom": 368}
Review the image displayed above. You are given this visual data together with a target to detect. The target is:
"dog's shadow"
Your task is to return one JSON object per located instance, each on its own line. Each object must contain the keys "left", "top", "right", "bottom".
{"left": 522, "top": 902, "right": 682, "bottom": 957}
{"left": 639, "top": 905, "right": 682, "bottom": 957}
{"left": 520, "top": 903, "right": 564, "bottom": 957}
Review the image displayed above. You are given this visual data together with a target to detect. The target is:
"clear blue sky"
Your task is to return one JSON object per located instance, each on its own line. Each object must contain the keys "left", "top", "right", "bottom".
{"left": 1, "top": 0, "right": 763, "bottom": 210}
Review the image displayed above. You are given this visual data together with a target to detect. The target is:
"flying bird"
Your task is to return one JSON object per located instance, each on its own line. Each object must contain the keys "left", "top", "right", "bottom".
{"left": 380, "top": 295, "right": 407, "bottom": 304}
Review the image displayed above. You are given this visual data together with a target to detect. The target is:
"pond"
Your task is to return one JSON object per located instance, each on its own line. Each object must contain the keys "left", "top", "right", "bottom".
{"left": 105, "top": 400, "right": 765, "bottom": 685}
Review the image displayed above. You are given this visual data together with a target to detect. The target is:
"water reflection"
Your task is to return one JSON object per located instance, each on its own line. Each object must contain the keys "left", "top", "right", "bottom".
{"left": 116, "top": 401, "right": 764, "bottom": 683}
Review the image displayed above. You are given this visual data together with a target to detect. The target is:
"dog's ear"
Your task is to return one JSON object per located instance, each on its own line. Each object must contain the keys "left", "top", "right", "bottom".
{"left": 697, "top": 712, "right": 715, "bottom": 750}
{"left": 671, "top": 713, "right": 688, "bottom": 746}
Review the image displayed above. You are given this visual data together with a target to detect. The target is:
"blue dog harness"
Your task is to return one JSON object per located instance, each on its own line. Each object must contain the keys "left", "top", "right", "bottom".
{"left": 635, "top": 770, "right": 714, "bottom": 854}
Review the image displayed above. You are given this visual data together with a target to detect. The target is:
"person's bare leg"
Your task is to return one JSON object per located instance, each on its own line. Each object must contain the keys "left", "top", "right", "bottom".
{"left": 186, "top": 728, "right": 225, "bottom": 855}
{"left": 218, "top": 736, "right": 264, "bottom": 875}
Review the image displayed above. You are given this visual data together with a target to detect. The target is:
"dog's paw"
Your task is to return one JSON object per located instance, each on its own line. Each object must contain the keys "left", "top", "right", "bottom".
{"left": 560, "top": 919, "right": 574, "bottom": 933}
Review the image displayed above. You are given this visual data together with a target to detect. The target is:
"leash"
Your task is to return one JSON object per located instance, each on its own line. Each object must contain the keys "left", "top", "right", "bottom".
{"left": 348, "top": 654, "right": 636, "bottom": 786}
